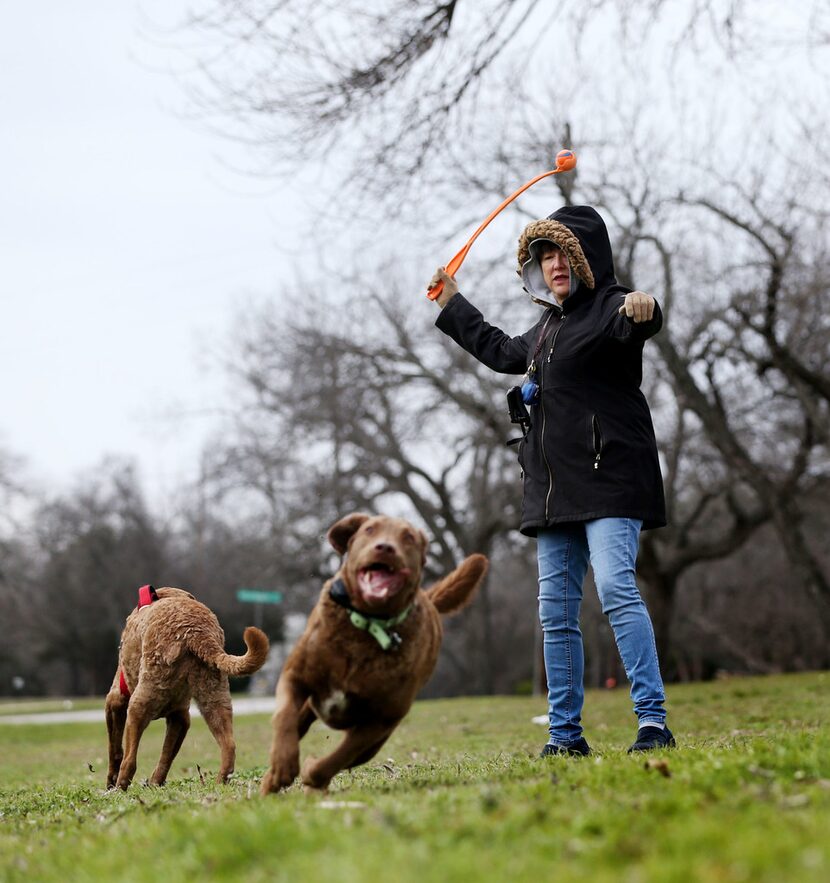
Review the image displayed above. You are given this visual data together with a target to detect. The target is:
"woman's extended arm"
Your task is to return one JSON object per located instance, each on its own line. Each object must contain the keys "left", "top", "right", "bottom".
{"left": 430, "top": 267, "right": 532, "bottom": 374}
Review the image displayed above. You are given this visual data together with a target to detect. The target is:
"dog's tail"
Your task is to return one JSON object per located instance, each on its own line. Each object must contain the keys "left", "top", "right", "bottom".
{"left": 425, "top": 554, "right": 488, "bottom": 615}
{"left": 193, "top": 627, "right": 270, "bottom": 677}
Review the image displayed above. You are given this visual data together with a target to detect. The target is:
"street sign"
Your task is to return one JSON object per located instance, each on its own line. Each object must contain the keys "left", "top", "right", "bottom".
{"left": 236, "top": 589, "right": 283, "bottom": 605}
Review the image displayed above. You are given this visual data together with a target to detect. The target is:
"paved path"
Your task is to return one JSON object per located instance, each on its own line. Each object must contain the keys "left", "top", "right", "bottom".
{"left": 0, "top": 696, "right": 275, "bottom": 726}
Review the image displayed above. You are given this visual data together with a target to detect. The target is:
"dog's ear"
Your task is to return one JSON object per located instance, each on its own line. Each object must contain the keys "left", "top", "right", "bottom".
{"left": 418, "top": 529, "right": 429, "bottom": 566}
{"left": 327, "top": 513, "right": 372, "bottom": 555}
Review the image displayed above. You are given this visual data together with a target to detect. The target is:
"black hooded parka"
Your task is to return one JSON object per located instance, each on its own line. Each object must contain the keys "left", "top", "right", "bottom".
{"left": 435, "top": 205, "right": 666, "bottom": 536}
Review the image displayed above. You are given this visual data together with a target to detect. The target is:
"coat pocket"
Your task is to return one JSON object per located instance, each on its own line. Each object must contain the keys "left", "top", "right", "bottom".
{"left": 591, "top": 413, "right": 604, "bottom": 471}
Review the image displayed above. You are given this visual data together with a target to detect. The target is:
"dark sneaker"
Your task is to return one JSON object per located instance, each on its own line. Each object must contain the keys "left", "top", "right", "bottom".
{"left": 627, "top": 725, "right": 676, "bottom": 753}
{"left": 539, "top": 736, "right": 592, "bottom": 758}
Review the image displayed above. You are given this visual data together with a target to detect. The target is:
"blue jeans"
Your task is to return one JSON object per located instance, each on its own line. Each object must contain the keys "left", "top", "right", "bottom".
{"left": 537, "top": 518, "right": 666, "bottom": 746}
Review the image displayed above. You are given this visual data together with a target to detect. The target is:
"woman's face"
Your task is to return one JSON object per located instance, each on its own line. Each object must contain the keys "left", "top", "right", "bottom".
{"left": 539, "top": 245, "right": 570, "bottom": 303}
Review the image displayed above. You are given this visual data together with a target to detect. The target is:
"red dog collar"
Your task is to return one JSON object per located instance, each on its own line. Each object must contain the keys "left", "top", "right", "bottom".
{"left": 119, "top": 585, "right": 159, "bottom": 697}
{"left": 137, "top": 584, "right": 158, "bottom": 609}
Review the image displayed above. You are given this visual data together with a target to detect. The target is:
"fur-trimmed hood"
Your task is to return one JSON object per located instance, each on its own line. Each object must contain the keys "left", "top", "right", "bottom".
{"left": 517, "top": 205, "right": 616, "bottom": 305}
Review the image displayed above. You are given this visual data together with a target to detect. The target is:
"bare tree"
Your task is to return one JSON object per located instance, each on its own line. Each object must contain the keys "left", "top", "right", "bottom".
{"left": 213, "top": 218, "right": 830, "bottom": 691}
{"left": 168, "top": 0, "right": 828, "bottom": 211}
{"left": 210, "top": 288, "right": 542, "bottom": 694}
{"left": 162, "top": 445, "right": 328, "bottom": 647}
{"left": 29, "top": 461, "right": 169, "bottom": 695}
{"left": 153, "top": 0, "right": 830, "bottom": 687}
{"left": 593, "top": 162, "right": 830, "bottom": 667}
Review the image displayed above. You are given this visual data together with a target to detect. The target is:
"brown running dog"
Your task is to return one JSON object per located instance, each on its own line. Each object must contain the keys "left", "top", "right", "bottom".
{"left": 261, "top": 513, "right": 488, "bottom": 794}
{"left": 105, "top": 586, "right": 269, "bottom": 790}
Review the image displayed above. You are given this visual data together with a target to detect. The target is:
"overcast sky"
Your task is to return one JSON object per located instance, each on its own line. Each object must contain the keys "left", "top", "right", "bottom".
{"left": 1, "top": 2, "right": 305, "bottom": 506}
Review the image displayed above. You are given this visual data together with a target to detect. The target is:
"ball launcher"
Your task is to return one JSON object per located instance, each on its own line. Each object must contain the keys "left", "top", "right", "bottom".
{"left": 427, "top": 148, "right": 577, "bottom": 300}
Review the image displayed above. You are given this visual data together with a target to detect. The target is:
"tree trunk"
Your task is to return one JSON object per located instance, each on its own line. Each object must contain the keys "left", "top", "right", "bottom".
{"left": 477, "top": 573, "right": 495, "bottom": 694}
{"left": 638, "top": 563, "right": 678, "bottom": 679}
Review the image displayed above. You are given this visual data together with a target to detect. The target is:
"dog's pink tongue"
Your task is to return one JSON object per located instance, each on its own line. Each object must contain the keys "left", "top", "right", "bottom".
{"left": 357, "top": 568, "right": 408, "bottom": 603}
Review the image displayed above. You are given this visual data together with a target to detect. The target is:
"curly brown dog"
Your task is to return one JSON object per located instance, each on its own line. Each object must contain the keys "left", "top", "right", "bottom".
{"left": 261, "top": 513, "right": 488, "bottom": 794}
{"left": 105, "top": 586, "right": 269, "bottom": 790}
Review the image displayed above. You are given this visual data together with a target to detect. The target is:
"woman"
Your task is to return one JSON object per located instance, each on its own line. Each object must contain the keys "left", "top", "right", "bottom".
{"left": 430, "top": 204, "right": 674, "bottom": 754}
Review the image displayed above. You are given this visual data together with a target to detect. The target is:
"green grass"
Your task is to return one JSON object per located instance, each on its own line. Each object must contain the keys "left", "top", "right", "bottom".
{"left": 1, "top": 672, "right": 828, "bottom": 882}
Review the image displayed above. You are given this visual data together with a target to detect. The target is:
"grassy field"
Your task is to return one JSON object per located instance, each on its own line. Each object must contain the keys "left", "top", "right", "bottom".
{"left": 0, "top": 697, "right": 103, "bottom": 717}
{"left": 1, "top": 672, "right": 828, "bottom": 882}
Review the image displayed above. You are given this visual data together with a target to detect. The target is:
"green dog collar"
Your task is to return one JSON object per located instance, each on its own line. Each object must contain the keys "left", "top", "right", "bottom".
{"left": 330, "top": 579, "right": 412, "bottom": 651}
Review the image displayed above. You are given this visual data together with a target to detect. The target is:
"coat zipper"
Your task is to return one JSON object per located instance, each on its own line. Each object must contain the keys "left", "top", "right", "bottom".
{"left": 545, "top": 317, "right": 567, "bottom": 363}
{"left": 541, "top": 315, "right": 567, "bottom": 520}
{"left": 591, "top": 413, "right": 604, "bottom": 470}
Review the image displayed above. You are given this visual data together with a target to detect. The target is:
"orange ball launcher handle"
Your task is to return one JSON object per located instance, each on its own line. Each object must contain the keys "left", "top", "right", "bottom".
{"left": 427, "top": 149, "right": 577, "bottom": 300}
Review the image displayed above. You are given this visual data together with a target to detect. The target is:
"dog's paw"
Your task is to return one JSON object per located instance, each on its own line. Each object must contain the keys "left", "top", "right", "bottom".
{"left": 301, "top": 756, "right": 332, "bottom": 792}
{"left": 260, "top": 760, "right": 299, "bottom": 795}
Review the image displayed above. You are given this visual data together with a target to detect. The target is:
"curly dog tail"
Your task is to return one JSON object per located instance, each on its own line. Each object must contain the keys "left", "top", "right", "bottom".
{"left": 197, "top": 627, "right": 270, "bottom": 676}
{"left": 425, "top": 553, "right": 489, "bottom": 615}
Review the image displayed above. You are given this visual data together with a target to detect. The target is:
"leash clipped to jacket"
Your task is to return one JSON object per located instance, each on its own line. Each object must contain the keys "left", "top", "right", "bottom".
{"left": 427, "top": 149, "right": 577, "bottom": 301}
{"left": 506, "top": 386, "right": 532, "bottom": 447}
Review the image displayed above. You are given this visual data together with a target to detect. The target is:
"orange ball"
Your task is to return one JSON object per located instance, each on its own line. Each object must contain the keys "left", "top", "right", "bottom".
{"left": 555, "top": 149, "right": 577, "bottom": 171}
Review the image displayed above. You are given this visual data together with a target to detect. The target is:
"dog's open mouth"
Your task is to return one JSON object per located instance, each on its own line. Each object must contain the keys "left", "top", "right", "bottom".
{"left": 356, "top": 562, "right": 409, "bottom": 605}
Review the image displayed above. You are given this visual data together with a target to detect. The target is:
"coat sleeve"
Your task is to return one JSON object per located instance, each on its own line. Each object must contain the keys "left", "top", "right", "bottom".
{"left": 601, "top": 288, "right": 663, "bottom": 342}
{"left": 434, "top": 293, "right": 532, "bottom": 374}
